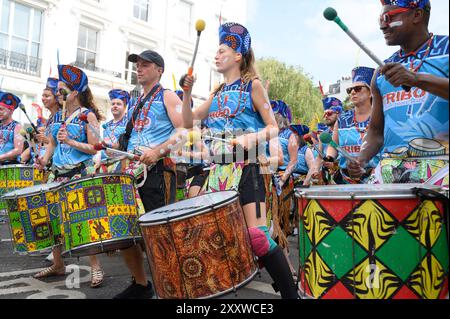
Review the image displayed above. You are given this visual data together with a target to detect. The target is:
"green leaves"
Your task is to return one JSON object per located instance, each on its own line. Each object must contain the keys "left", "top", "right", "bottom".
{"left": 257, "top": 58, "right": 323, "bottom": 126}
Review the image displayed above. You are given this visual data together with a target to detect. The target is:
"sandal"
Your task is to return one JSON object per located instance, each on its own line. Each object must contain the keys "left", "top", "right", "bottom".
{"left": 91, "top": 267, "right": 104, "bottom": 288}
{"left": 34, "top": 265, "right": 66, "bottom": 279}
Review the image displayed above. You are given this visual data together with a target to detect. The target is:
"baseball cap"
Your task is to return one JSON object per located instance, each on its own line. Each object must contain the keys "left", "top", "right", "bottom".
{"left": 128, "top": 50, "right": 165, "bottom": 72}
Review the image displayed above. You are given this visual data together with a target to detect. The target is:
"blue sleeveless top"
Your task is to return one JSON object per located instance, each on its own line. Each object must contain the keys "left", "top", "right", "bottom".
{"left": 0, "top": 121, "right": 19, "bottom": 161}
{"left": 127, "top": 87, "right": 175, "bottom": 152}
{"left": 101, "top": 116, "right": 128, "bottom": 161}
{"left": 279, "top": 129, "right": 294, "bottom": 171}
{"left": 51, "top": 109, "right": 93, "bottom": 168}
{"left": 205, "top": 79, "right": 265, "bottom": 134}
{"left": 338, "top": 110, "right": 380, "bottom": 169}
{"left": 376, "top": 35, "right": 449, "bottom": 156}
{"left": 294, "top": 145, "right": 311, "bottom": 174}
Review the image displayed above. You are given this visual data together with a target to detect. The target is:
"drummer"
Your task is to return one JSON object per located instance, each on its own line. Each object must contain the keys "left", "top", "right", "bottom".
{"left": 181, "top": 22, "right": 299, "bottom": 298}
{"left": 111, "top": 50, "right": 184, "bottom": 299}
{"left": 349, "top": 0, "right": 449, "bottom": 185}
{"left": 95, "top": 89, "right": 129, "bottom": 173}
{"left": 319, "top": 66, "right": 380, "bottom": 184}
{"left": 0, "top": 91, "right": 24, "bottom": 165}
{"left": 21, "top": 78, "right": 61, "bottom": 164}
{"left": 34, "top": 65, "right": 105, "bottom": 288}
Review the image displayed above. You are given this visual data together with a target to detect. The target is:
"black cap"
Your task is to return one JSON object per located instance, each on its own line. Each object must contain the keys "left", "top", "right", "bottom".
{"left": 128, "top": 50, "right": 165, "bottom": 71}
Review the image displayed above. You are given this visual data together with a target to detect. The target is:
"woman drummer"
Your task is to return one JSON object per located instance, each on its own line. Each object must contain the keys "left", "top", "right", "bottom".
{"left": 181, "top": 22, "right": 299, "bottom": 299}
{"left": 35, "top": 65, "right": 105, "bottom": 288}
{"left": 21, "top": 78, "right": 61, "bottom": 164}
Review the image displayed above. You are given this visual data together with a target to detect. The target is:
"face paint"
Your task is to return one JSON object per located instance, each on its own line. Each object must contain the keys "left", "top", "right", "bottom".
{"left": 176, "top": 105, "right": 182, "bottom": 114}
{"left": 388, "top": 21, "right": 403, "bottom": 28}
{"left": 160, "top": 149, "right": 165, "bottom": 155}
{"left": 223, "top": 57, "right": 229, "bottom": 64}
{"left": 264, "top": 103, "right": 270, "bottom": 110}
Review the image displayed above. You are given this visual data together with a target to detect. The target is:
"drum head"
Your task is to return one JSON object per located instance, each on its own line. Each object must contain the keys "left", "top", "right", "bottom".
{"left": 139, "top": 191, "right": 239, "bottom": 225}
{"left": 295, "top": 184, "right": 443, "bottom": 200}
{"left": 2, "top": 182, "right": 62, "bottom": 199}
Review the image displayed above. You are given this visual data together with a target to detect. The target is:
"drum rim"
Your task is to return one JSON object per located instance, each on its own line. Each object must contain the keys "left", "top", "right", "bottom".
{"left": 409, "top": 137, "right": 445, "bottom": 149}
{"left": 0, "top": 164, "right": 39, "bottom": 170}
{"left": 61, "top": 236, "right": 143, "bottom": 257}
{"left": 295, "top": 184, "right": 443, "bottom": 200}
{"left": 60, "top": 172, "right": 136, "bottom": 188}
{"left": 139, "top": 190, "right": 240, "bottom": 225}
{"left": 1, "top": 182, "right": 62, "bottom": 200}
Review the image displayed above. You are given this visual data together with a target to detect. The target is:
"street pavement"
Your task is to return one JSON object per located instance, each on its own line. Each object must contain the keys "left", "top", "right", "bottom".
{"left": 0, "top": 219, "right": 300, "bottom": 300}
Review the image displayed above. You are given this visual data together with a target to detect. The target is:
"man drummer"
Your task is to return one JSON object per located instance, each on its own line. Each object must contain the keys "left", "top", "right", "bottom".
{"left": 319, "top": 66, "right": 380, "bottom": 184}
{"left": 112, "top": 50, "right": 184, "bottom": 299}
{"left": 95, "top": 89, "right": 129, "bottom": 173}
{"left": 0, "top": 91, "right": 24, "bottom": 165}
{"left": 348, "top": 0, "right": 449, "bottom": 185}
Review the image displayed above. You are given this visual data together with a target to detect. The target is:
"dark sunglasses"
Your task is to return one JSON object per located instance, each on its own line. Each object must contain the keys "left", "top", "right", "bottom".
{"left": 346, "top": 86, "right": 366, "bottom": 95}
{"left": 323, "top": 110, "right": 336, "bottom": 117}
{"left": 58, "top": 88, "right": 71, "bottom": 96}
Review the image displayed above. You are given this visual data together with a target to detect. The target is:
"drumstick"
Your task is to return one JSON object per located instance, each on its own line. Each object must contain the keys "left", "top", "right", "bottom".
{"left": 304, "top": 133, "right": 324, "bottom": 158}
{"left": 323, "top": 7, "right": 410, "bottom": 92}
{"left": 20, "top": 129, "right": 39, "bottom": 159}
{"left": 18, "top": 103, "right": 39, "bottom": 134}
{"left": 93, "top": 143, "right": 140, "bottom": 161}
{"left": 78, "top": 113, "right": 102, "bottom": 139}
{"left": 320, "top": 132, "right": 358, "bottom": 164}
{"left": 183, "top": 20, "right": 206, "bottom": 91}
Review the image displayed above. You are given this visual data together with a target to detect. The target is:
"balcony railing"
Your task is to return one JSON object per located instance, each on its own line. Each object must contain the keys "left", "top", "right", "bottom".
{"left": 72, "top": 60, "right": 122, "bottom": 79}
{"left": 0, "top": 49, "right": 42, "bottom": 77}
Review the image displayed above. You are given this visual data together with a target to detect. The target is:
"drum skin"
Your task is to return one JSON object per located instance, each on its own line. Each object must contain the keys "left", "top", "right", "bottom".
{"left": 60, "top": 174, "right": 142, "bottom": 257}
{"left": 140, "top": 199, "right": 257, "bottom": 299}
{"left": 3, "top": 184, "right": 62, "bottom": 254}
{"left": 0, "top": 165, "right": 46, "bottom": 212}
{"left": 297, "top": 192, "right": 449, "bottom": 299}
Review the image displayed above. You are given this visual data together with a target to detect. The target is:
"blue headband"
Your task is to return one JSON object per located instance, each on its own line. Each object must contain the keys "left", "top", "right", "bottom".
{"left": 273, "top": 100, "right": 293, "bottom": 124}
{"left": 317, "top": 123, "right": 329, "bottom": 132}
{"left": 352, "top": 66, "right": 375, "bottom": 87}
{"left": 380, "top": 0, "right": 429, "bottom": 8}
{"left": 109, "top": 89, "right": 130, "bottom": 106}
{"left": 46, "top": 78, "right": 59, "bottom": 96}
{"left": 322, "top": 97, "right": 343, "bottom": 112}
{"left": 0, "top": 91, "right": 21, "bottom": 111}
{"left": 58, "top": 64, "right": 88, "bottom": 93}
{"left": 219, "top": 22, "right": 252, "bottom": 55}
{"left": 290, "top": 124, "right": 310, "bottom": 137}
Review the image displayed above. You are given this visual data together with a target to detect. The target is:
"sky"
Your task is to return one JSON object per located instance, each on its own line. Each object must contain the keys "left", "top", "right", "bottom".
{"left": 246, "top": 0, "right": 449, "bottom": 89}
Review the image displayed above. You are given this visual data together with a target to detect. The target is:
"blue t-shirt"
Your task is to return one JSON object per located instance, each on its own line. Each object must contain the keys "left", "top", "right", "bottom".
{"left": 294, "top": 145, "right": 311, "bottom": 174}
{"left": 52, "top": 109, "right": 93, "bottom": 168}
{"left": 338, "top": 110, "right": 380, "bottom": 169}
{"left": 101, "top": 116, "right": 127, "bottom": 161}
{"left": 127, "top": 87, "right": 175, "bottom": 152}
{"left": 376, "top": 35, "right": 449, "bottom": 156}
{"left": 0, "top": 121, "right": 19, "bottom": 162}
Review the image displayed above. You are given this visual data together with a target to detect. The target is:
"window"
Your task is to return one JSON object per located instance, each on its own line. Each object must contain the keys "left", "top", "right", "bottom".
{"left": 0, "top": 0, "right": 42, "bottom": 75}
{"left": 124, "top": 44, "right": 145, "bottom": 85}
{"left": 178, "top": 0, "right": 193, "bottom": 39}
{"left": 76, "top": 25, "right": 98, "bottom": 69}
{"left": 133, "top": 0, "right": 150, "bottom": 22}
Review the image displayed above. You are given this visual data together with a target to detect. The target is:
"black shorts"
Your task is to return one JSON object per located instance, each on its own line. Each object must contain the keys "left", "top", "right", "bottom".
{"left": 138, "top": 161, "right": 176, "bottom": 213}
{"left": 238, "top": 164, "right": 266, "bottom": 207}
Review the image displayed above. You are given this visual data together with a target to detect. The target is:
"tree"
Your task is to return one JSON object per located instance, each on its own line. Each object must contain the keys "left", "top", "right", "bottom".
{"left": 256, "top": 58, "right": 323, "bottom": 125}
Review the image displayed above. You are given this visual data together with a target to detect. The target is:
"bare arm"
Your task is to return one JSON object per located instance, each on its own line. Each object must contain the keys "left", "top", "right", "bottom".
{"left": 0, "top": 124, "right": 25, "bottom": 162}
{"left": 303, "top": 148, "right": 317, "bottom": 186}
{"left": 281, "top": 134, "right": 299, "bottom": 184}
{"left": 65, "top": 112, "right": 99, "bottom": 155}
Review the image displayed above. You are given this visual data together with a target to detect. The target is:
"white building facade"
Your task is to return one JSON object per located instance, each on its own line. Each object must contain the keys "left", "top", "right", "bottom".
{"left": 0, "top": 0, "right": 248, "bottom": 123}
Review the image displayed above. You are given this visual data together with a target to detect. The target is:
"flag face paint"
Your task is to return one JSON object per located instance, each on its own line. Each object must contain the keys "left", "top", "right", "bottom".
{"left": 389, "top": 21, "right": 403, "bottom": 27}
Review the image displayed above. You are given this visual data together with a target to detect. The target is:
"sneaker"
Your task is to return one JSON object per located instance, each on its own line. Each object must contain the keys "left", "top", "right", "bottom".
{"left": 113, "top": 280, "right": 155, "bottom": 299}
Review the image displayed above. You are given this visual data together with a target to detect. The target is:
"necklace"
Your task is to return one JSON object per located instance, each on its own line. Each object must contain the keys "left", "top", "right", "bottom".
{"left": 216, "top": 80, "right": 248, "bottom": 121}
{"left": 353, "top": 111, "right": 370, "bottom": 135}
{"left": 108, "top": 117, "right": 125, "bottom": 141}
{"left": 133, "top": 87, "right": 162, "bottom": 132}
{"left": 399, "top": 33, "right": 434, "bottom": 73}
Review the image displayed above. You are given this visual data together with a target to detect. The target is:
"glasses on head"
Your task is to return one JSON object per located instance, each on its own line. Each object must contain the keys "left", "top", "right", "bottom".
{"left": 379, "top": 7, "right": 411, "bottom": 25}
{"left": 346, "top": 85, "right": 366, "bottom": 95}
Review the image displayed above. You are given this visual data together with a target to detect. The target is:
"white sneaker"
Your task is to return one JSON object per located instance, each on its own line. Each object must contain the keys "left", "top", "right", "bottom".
{"left": 45, "top": 252, "right": 54, "bottom": 262}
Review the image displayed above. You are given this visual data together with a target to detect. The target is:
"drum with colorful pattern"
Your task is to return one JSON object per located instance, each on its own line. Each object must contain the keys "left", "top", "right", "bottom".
{"left": 296, "top": 184, "right": 449, "bottom": 299}
{"left": 59, "top": 173, "right": 142, "bottom": 257}
{"left": 2, "top": 182, "right": 63, "bottom": 254}
{"left": 0, "top": 165, "right": 46, "bottom": 213}
{"left": 139, "top": 191, "right": 258, "bottom": 299}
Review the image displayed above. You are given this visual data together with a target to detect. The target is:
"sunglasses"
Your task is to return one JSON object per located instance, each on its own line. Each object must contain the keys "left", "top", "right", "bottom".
{"left": 379, "top": 7, "right": 410, "bottom": 25}
{"left": 346, "top": 86, "right": 366, "bottom": 95}
{"left": 323, "top": 110, "right": 336, "bottom": 117}
{"left": 58, "top": 88, "right": 71, "bottom": 96}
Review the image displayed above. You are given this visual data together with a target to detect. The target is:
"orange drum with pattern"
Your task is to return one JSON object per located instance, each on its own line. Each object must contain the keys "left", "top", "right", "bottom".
{"left": 139, "top": 191, "right": 258, "bottom": 299}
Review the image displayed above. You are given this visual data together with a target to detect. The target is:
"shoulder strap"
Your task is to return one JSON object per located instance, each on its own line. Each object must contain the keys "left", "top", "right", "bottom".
{"left": 65, "top": 107, "right": 88, "bottom": 125}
